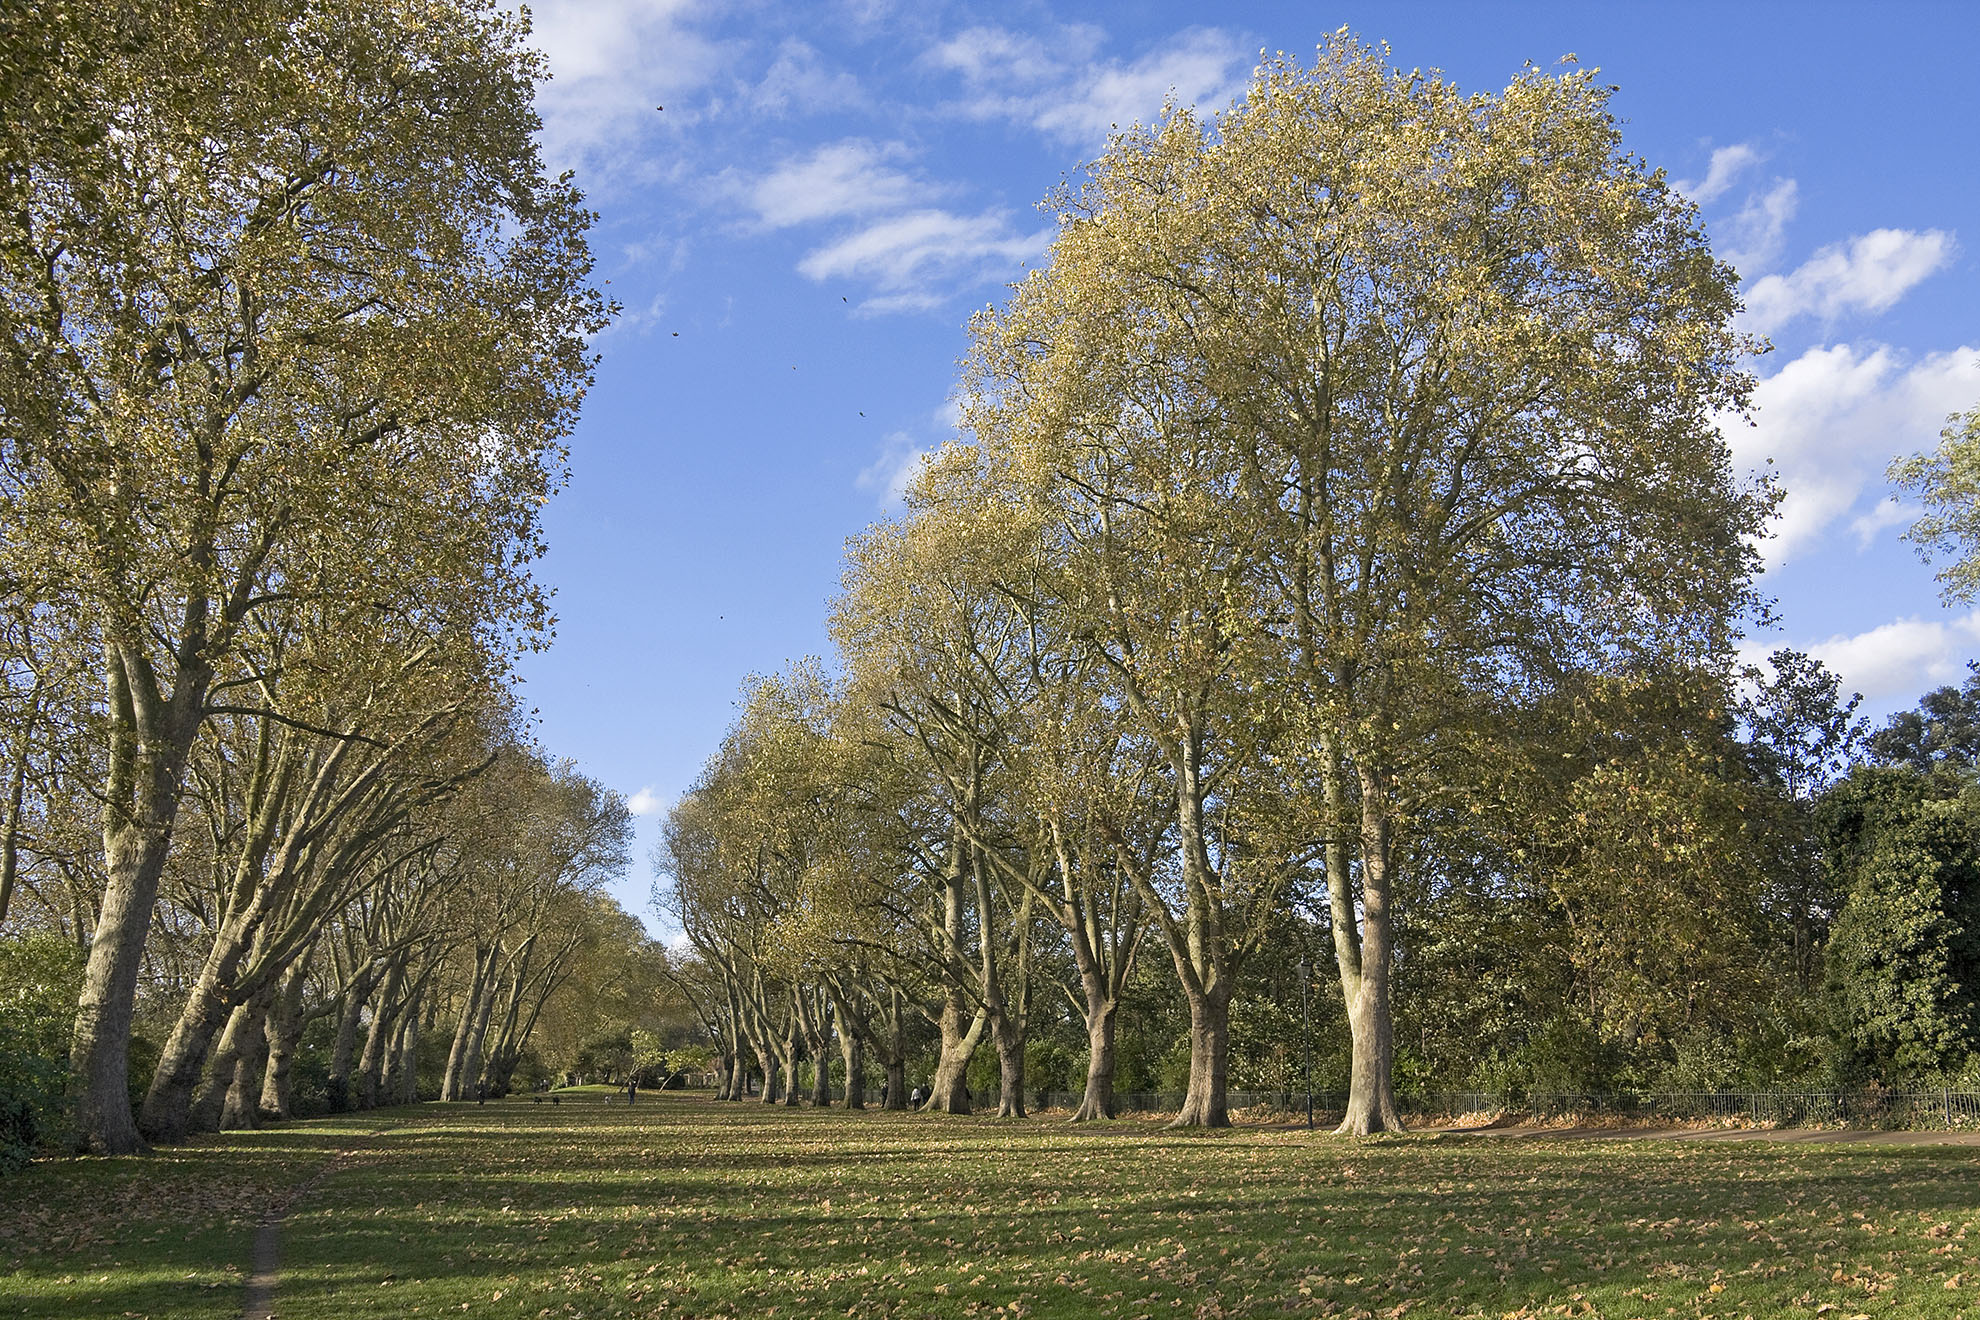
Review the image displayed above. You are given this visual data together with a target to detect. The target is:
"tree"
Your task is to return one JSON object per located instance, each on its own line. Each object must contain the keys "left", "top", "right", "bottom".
{"left": 1820, "top": 766, "right": 1980, "bottom": 1083}
{"left": 960, "top": 35, "right": 1767, "bottom": 1129}
{"left": 1869, "top": 665, "right": 1980, "bottom": 771}
{"left": 0, "top": 0, "right": 607, "bottom": 1152}
{"left": 1891, "top": 398, "right": 1980, "bottom": 603}
{"left": 1740, "top": 649, "right": 1869, "bottom": 986}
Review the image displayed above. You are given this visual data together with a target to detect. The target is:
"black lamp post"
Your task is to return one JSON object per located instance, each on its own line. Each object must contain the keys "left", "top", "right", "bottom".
{"left": 1297, "top": 955, "right": 1313, "bottom": 1129}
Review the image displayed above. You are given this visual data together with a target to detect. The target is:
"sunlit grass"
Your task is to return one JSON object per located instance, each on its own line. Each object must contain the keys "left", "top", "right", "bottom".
{"left": 6, "top": 1096, "right": 1979, "bottom": 1318}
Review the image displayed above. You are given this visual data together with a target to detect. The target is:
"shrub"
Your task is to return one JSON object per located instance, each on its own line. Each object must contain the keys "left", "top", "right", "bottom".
{"left": 0, "top": 934, "right": 83, "bottom": 1167}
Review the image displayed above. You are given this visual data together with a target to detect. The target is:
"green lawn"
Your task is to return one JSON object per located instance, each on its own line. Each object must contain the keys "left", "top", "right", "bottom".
{"left": 5, "top": 1095, "right": 1979, "bottom": 1319}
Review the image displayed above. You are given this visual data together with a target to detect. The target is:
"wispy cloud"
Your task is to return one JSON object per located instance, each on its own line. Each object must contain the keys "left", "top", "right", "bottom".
{"left": 856, "top": 430, "right": 930, "bottom": 507}
{"left": 929, "top": 24, "right": 1252, "bottom": 145}
{"left": 1848, "top": 496, "right": 1920, "bottom": 550}
{"left": 1720, "top": 179, "right": 1799, "bottom": 275}
{"left": 626, "top": 785, "right": 667, "bottom": 817}
{"left": 747, "top": 140, "right": 932, "bottom": 228}
{"left": 750, "top": 38, "right": 868, "bottom": 117}
{"left": 1722, "top": 342, "right": 1980, "bottom": 565}
{"left": 733, "top": 140, "right": 1044, "bottom": 312}
{"left": 797, "top": 208, "right": 1050, "bottom": 312}
{"left": 1743, "top": 228, "right": 1956, "bottom": 334}
{"left": 1676, "top": 143, "right": 1761, "bottom": 205}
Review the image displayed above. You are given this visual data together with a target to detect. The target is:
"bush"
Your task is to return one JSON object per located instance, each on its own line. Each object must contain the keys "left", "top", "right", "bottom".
{"left": 0, "top": 934, "right": 84, "bottom": 1167}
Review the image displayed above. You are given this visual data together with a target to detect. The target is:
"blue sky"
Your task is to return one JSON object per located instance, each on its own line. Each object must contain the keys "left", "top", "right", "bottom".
{"left": 506, "top": 1, "right": 1980, "bottom": 931}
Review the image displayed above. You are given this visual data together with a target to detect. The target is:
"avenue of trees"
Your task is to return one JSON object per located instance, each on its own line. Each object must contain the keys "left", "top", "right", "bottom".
{"left": 657, "top": 39, "right": 1980, "bottom": 1133}
{"left": 6, "top": 6, "right": 1980, "bottom": 1171}
{"left": 0, "top": 0, "right": 682, "bottom": 1164}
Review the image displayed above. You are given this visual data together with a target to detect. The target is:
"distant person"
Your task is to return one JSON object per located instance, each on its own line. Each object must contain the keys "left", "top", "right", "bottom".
{"left": 627, "top": 1078, "right": 638, "bottom": 1106}
{"left": 879, "top": 1080, "right": 889, "bottom": 1106}
{"left": 909, "top": 1085, "right": 926, "bottom": 1107}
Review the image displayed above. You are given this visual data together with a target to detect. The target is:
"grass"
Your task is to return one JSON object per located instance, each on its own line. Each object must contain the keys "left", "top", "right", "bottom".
{"left": 4, "top": 1094, "right": 1980, "bottom": 1319}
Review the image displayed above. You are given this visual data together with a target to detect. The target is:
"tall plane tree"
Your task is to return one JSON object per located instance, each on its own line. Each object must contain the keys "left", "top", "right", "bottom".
{"left": 963, "top": 35, "right": 1768, "bottom": 1130}
{"left": 0, "top": 0, "right": 606, "bottom": 1151}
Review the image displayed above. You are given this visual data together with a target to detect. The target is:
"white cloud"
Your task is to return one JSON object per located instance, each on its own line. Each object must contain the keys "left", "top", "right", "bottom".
{"left": 857, "top": 430, "right": 929, "bottom": 507}
{"left": 626, "top": 785, "right": 666, "bottom": 817}
{"left": 797, "top": 208, "right": 1049, "bottom": 310}
{"left": 1676, "top": 144, "right": 1760, "bottom": 205}
{"left": 751, "top": 39, "right": 868, "bottom": 117}
{"left": 1719, "top": 179, "right": 1798, "bottom": 275}
{"left": 526, "top": 0, "right": 728, "bottom": 176}
{"left": 1743, "top": 228, "right": 1956, "bottom": 334}
{"left": 1848, "top": 496, "right": 1920, "bottom": 550}
{"left": 1723, "top": 342, "right": 1980, "bottom": 565}
{"left": 1795, "top": 613, "right": 1980, "bottom": 706}
{"left": 930, "top": 24, "right": 1098, "bottom": 87}
{"left": 747, "top": 140, "right": 931, "bottom": 229}
{"left": 930, "top": 25, "right": 1251, "bottom": 145}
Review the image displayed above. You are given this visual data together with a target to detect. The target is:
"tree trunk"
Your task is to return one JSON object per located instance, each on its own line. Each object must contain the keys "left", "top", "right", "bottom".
{"left": 69, "top": 647, "right": 208, "bottom": 1155}
{"left": 0, "top": 677, "right": 40, "bottom": 927}
{"left": 880, "top": 987, "right": 908, "bottom": 1110}
{"left": 781, "top": 1015, "right": 802, "bottom": 1108}
{"left": 806, "top": 990, "right": 833, "bottom": 1106}
{"left": 752, "top": 1038, "right": 778, "bottom": 1104}
{"left": 927, "top": 1001, "right": 984, "bottom": 1113}
{"left": 220, "top": 986, "right": 274, "bottom": 1130}
{"left": 993, "top": 1015, "right": 1026, "bottom": 1118}
{"left": 1337, "top": 769, "right": 1402, "bottom": 1135}
{"left": 809, "top": 1045, "right": 832, "bottom": 1106}
{"left": 1169, "top": 985, "right": 1232, "bottom": 1129}
{"left": 139, "top": 954, "right": 246, "bottom": 1142}
{"left": 442, "top": 946, "right": 492, "bottom": 1101}
{"left": 326, "top": 967, "right": 375, "bottom": 1113}
{"left": 714, "top": 1049, "right": 737, "bottom": 1101}
{"left": 458, "top": 961, "right": 500, "bottom": 1100}
{"left": 258, "top": 963, "right": 310, "bottom": 1120}
{"left": 1072, "top": 996, "right": 1118, "bottom": 1122}
{"left": 395, "top": 1007, "right": 421, "bottom": 1106}
{"left": 191, "top": 1000, "right": 253, "bottom": 1133}
{"left": 357, "top": 962, "right": 407, "bottom": 1109}
{"left": 838, "top": 1021, "right": 864, "bottom": 1110}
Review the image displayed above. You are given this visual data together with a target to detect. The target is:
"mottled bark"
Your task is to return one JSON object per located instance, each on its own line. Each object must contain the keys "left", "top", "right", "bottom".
{"left": 802, "top": 989, "right": 832, "bottom": 1106}
{"left": 837, "top": 1012, "right": 864, "bottom": 1109}
{"left": 442, "top": 946, "right": 492, "bottom": 1101}
{"left": 139, "top": 964, "right": 245, "bottom": 1142}
{"left": 357, "top": 961, "right": 407, "bottom": 1109}
{"left": 258, "top": 962, "right": 310, "bottom": 1119}
{"left": 992, "top": 1018, "right": 1025, "bottom": 1118}
{"left": 927, "top": 1000, "right": 985, "bottom": 1114}
{"left": 220, "top": 984, "right": 274, "bottom": 1130}
{"left": 1072, "top": 998, "right": 1118, "bottom": 1122}
{"left": 326, "top": 964, "right": 377, "bottom": 1112}
{"left": 396, "top": 1008, "right": 421, "bottom": 1105}
{"left": 1170, "top": 984, "right": 1231, "bottom": 1129}
{"left": 70, "top": 645, "right": 211, "bottom": 1154}
{"left": 457, "top": 958, "right": 500, "bottom": 1099}
{"left": 190, "top": 999, "right": 253, "bottom": 1133}
{"left": 780, "top": 1010, "right": 801, "bottom": 1108}
{"left": 1337, "top": 767, "right": 1401, "bottom": 1136}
